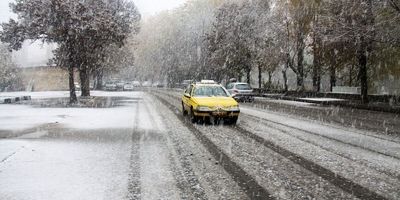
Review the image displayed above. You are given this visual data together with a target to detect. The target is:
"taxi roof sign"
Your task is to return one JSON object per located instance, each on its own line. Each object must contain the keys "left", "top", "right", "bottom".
{"left": 199, "top": 80, "right": 217, "bottom": 84}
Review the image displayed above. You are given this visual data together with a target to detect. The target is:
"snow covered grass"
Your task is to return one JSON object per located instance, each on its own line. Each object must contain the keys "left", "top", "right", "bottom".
{"left": 0, "top": 91, "right": 142, "bottom": 132}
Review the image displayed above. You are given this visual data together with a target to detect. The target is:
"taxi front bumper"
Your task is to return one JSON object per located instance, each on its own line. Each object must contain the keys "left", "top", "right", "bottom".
{"left": 194, "top": 110, "right": 240, "bottom": 117}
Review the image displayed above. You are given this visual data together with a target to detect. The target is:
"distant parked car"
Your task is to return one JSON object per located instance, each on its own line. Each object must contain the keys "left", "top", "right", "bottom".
{"left": 152, "top": 82, "right": 164, "bottom": 88}
{"left": 116, "top": 81, "right": 125, "bottom": 90}
{"left": 132, "top": 81, "right": 141, "bottom": 87}
{"left": 181, "top": 80, "right": 193, "bottom": 89}
{"left": 74, "top": 82, "right": 81, "bottom": 91}
{"left": 123, "top": 83, "right": 134, "bottom": 91}
{"left": 142, "top": 81, "right": 152, "bottom": 87}
{"left": 226, "top": 82, "right": 255, "bottom": 102}
{"left": 105, "top": 81, "right": 117, "bottom": 91}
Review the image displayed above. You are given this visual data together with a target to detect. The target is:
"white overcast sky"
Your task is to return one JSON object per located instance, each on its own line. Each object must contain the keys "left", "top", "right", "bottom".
{"left": 0, "top": 0, "right": 187, "bottom": 67}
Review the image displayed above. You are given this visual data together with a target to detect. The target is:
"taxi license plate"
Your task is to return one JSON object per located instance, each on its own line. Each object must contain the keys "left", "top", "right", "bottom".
{"left": 213, "top": 111, "right": 227, "bottom": 116}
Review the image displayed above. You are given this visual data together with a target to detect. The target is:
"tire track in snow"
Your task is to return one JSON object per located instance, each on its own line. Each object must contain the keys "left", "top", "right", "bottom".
{"left": 152, "top": 89, "right": 393, "bottom": 200}
{"left": 230, "top": 125, "right": 389, "bottom": 200}
{"left": 242, "top": 113, "right": 400, "bottom": 180}
{"left": 152, "top": 92, "right": 274, "bottom": 200}
{"left": 156, "top": 89, "right": 400, "bottom": 180}
{"left": 159, "top": 88, "right": 400, "bottom": 144}
{"left": 0, "top": 148, "right": 22, "bottom": 164}
{"left": 127, "top": 100, "right": 141, "bottom": 200}
{"left": 142, "top": 96, "right": 206, "bottom": 199}
{"left": 248, "top": 98, "right": 400, "bottom": 136}
{"left": 241, "top": 112, "right": 400, "bottom": 160}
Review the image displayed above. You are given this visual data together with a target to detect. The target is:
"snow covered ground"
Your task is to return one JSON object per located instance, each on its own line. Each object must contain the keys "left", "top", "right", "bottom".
{"left": 255, "top": 97, "right": 317, "bottom": 107}
{"left": 0, "top": 91, "right": 246, "bottom": 199}
{"left": 1, "top": 90, "right": 400, "bottom": 199}
{"left": 299, "top": 97, "right": 347, "bottom": 102}
{"left": 0, "top": 91, "right": 143, "bottom": 100}
{"left": 0, "top": 91, "right": 142, "bottom": 132}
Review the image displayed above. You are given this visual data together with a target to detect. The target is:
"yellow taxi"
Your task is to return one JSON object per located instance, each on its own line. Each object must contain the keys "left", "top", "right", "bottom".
{"left": 182, "top": 80, "right": 240, "bottom": 124}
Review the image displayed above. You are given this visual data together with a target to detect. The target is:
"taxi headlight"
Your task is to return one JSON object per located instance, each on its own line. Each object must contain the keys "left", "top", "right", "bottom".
{"left": 229, "top": 105, "right": 240, "bottom": 111}
{"left": 197, "top": 106, "right": 212, "bottom": 112}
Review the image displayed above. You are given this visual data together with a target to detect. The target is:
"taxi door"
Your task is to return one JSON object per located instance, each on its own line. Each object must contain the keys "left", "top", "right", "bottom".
{"left": 182, "top": 85, "right": 194, "bottom": 112}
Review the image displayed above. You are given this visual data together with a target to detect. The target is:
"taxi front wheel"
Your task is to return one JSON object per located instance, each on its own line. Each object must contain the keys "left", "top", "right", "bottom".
{"left": 182, "top": 103, "right": 187, "bottom": 116}
{"left": 231, "top": 116, "right": 238, "bottom": 125}
{"left": 190, "top": 108, "right": 198, "bottom": 123}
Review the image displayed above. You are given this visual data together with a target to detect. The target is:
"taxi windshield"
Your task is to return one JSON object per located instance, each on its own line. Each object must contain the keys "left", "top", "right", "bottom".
{"left": 193, "top": 86, "right": 229, "bottom": 97}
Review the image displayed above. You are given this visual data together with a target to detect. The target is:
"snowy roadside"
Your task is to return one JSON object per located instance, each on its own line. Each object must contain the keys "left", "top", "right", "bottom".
{"left": 0, "top": 91, "right": 142, "bottom": 137}
{"left": 0, "top": 91, "right": 143, "bottom": 100}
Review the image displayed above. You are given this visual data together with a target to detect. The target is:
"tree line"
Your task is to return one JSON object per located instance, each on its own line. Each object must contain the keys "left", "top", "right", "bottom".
{"left": 136, "top": 0, "right": 400, "bottom": 103}
{"left": 1, "top": 0, "right": 140, "bottom": 103}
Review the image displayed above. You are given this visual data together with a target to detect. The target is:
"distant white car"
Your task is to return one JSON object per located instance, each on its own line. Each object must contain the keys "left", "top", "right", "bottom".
{"left": 132, "top": 81, "right": 141, "bottom": 87}
{"left": 116, "top": 81, "right": 125, "bottom": 90}
{"left": 152, "top": 82, "right": 164, "bottom": 88}
{"left": 142, "top": 81, "right": 152, "bottom": 87}
{"left": 105, "top": 82, "right": 117, "bottom": 91}
{"left": 123, "top": 83, "right": 134, "bottom": 91}
{"left": 74, "top": 82, "right": 81, "bottom": 91}
{"left": 226, "top": 82, "right": 255, "bottom": 102}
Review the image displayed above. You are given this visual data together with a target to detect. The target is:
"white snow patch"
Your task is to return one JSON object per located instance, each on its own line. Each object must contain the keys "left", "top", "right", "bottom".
{"left": 0, "top": 91, "right": 144, "bottom": 131}
{"left": 17, "top": 131, "right": 48, "bottom": 139}
{"left": 299, "top": 98, "right": 347, "bottom": 102}
{"left": 0, "top": 91, "right": 71, "bottom": 100}
{"left": 0, "top": 139, "right": 132, "bottom": 200}
{"left": 0, "top": 91, "right": 142, "bottom": 100}
{"left": 255, "top": 97, "right": 316, "bottom": 107}
{"left": 0, "top": 104, "right": 136, "bottom": 131}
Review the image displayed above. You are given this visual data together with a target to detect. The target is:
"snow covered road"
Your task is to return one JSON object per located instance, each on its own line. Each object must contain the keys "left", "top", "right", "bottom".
{"left": 1, "top": 90, "right": 400, "bottom": 199}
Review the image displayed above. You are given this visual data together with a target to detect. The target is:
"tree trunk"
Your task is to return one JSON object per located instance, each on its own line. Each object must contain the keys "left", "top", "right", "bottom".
{"left": 312, "top": 64, "right": 321, "bottom": 92}
{"left": 330, "top": 65, "right": 336, "bottom": 92}
{"left": 258, "top": 65, "right": 262, "bottom": 89}
{"left": 68, "top": 66, "right": 77, "bottom": 104}
{"left": 246, "top": 67, "right": 251, "bottom": 84}
{"left": 282, "top": 69, "right": 288, "bottom": 92}
{"left": 312, "top": 32, "right": 321, "bottom": 92}
{"left": 95, "top": 69, "right": 104, "bottom": 90}
{"left": 79, "top": 67, "right": 90, "bottom": 97}
{"left": 357, "top": 0, "right": 373, "bottom": 104}
{"left": 358, "top": 37, "right": 369, "bottom": 104}
{"left": 349, "top": 64, "right": 355, "bottom": 87}
{"left": 297, "top": 40, "right": 305, "bottom": 91}
{"left": 268, "top": 71, "right": 272, "bottom": 85}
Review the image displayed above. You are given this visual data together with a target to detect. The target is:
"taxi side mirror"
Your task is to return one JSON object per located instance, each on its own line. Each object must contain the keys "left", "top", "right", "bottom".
{"left": 184, "top": 93, "right": 191, "bottom": 99}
